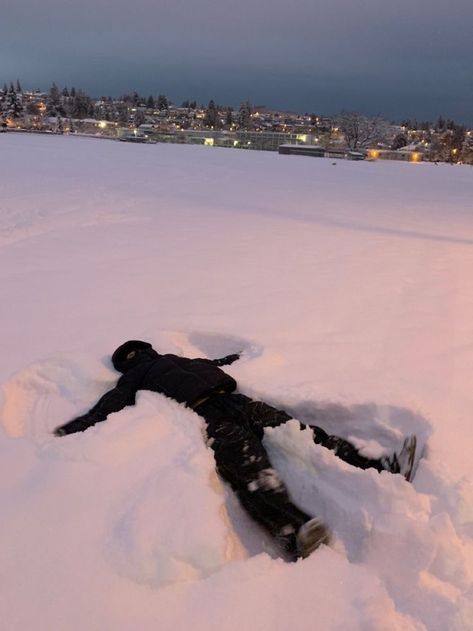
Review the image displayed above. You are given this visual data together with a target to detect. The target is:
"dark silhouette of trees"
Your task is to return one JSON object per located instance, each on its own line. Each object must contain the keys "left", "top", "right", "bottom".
{"left": 204, "top": 99, "right": 218, "bottom": 128}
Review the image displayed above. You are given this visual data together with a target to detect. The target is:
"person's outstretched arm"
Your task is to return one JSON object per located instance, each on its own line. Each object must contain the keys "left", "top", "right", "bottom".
{"left": 54, "top": 375, "right": 138, "bottom": 436}
{"left": 199, "top": 353, "right": 241, "bottom": 367}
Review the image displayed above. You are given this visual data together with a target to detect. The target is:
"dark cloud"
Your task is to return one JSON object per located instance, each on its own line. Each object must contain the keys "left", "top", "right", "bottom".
{"left": 1, "top": 0, "right": 472, "bottom": 122}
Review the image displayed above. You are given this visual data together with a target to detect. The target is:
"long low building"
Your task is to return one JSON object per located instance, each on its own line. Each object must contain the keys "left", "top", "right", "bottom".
{"left": 367, "top": 148, "right": 423, "bottom": 162}
{"left": 125, "top": 129, "right": 318, "bottom": 151}
{"left": 278, "top": 144, "right": 325, "bottom": 157}
{"left": 279, "top": 145, "right": 366, "bottom": 160}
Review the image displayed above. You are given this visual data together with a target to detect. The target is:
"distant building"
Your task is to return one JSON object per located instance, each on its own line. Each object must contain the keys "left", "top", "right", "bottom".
{"left": 118, "top": 128, "right": 149, "bottom": 142}
{"left": 347, "top": 151, "right": 365, "bottom": 161}
{"left": 367, "top": 149, "right": 423, "bottom": 162}
{"left": 279, "top": 146, "right": 367, "bottom": 161}
{"left": 279, "top": 144, "right": 324, "bottom": 157}
{"left": 324, "top": 148, "right": 348, "bottom": 159}
{"left": 137, "top": 129, "right": 319, "bottom": 151}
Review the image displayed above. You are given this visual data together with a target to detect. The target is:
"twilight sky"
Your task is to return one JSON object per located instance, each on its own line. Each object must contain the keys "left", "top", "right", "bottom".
{"left": 2, "top": 0, "right": 472, "bottom": 122}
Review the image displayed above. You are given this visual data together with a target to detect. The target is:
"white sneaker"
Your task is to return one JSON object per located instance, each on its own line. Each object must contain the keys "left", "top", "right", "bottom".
{"left": 296, "top": 518, "right": 331, "bottom": 558}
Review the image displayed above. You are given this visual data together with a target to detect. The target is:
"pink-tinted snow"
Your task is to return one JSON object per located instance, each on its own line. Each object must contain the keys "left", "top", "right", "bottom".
{"left": 1, "top": 134, "right": 473, "bottom": 630}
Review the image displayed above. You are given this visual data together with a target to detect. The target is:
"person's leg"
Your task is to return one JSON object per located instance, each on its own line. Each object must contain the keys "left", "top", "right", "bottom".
{"left": 313, "top": 428, "right": 418, "bottom": 480}
{"left": 309, "top": 425, "right": 388, "bottom": 472}
{"left": 197, "top": 395, "right": 329, "bottom": 559}
{"left": 241, "top": 398, "right": 293, "bottom": 439}
{"left": 242, "top": 397, "right": 389, "bottom": 473}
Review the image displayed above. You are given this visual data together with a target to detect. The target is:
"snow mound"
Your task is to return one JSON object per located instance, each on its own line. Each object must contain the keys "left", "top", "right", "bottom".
{"left": 265, "top": 421, "right": 473, "bottom": 630}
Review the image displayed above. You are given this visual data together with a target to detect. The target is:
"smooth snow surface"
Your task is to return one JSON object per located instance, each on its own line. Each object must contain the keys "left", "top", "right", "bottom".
{"left": 1, "top": 134, "right": 473, "bottom": 630}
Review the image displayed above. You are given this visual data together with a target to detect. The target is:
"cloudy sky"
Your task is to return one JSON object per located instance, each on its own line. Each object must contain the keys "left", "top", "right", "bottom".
{"left": 2, "top": 0, "right": 472, "bottom": 122}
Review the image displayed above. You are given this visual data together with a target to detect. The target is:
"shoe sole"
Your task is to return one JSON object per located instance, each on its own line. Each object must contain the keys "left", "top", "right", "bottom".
{"left": 400, "top": 435, "right": 417, "bottom": 482}
{"left": 298, "top": 519, "right": 331, "bottom": 558}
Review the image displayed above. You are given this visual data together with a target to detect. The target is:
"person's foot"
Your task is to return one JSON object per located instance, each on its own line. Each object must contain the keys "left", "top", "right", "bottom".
{"left": 383, "top": 435, "right": 417, "bottom": 482}
{"left": 296, "top": 518, "right": 331, "bottom": 558}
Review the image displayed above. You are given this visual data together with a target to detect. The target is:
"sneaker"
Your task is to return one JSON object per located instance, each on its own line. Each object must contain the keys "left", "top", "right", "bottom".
{"left": 296, "top": 518, "right": 331, "bottom": 559}
{"left": 383, "top": 435, "right": 417, "bottom": 482}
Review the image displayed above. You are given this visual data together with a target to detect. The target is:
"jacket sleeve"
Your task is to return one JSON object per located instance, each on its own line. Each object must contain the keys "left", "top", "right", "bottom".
{"left": 199, "top": 353, "right": 241, "bottom": 367}
{"left": 54, "top": 375, "right": 138, "bottom": 436}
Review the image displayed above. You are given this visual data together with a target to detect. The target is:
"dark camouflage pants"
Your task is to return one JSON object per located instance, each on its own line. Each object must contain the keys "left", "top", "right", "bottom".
{"left": 197, "top": 392, "right": 385, "bottom": 557}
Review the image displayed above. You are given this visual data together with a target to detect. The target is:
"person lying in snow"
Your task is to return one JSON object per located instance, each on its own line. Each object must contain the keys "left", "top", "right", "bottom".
{"left": 54, "top": 340, "right": 417, "bottom": 561}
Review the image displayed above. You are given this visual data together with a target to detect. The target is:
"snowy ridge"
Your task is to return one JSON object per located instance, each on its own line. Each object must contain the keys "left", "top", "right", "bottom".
{"left": 1, "top": 135, "right": 473, "bottom": 630}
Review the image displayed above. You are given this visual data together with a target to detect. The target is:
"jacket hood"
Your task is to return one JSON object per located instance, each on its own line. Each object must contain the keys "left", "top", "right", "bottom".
{"left": 112, "top": 340, "right": 159, "bottom": 372}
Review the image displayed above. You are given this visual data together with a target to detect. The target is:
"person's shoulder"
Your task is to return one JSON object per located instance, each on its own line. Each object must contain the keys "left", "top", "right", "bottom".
{"left": 166, "top": 354, "right": 208, "bottom": 368}
{"left": 162, "top": 352, "right": 194, "bottom": 360}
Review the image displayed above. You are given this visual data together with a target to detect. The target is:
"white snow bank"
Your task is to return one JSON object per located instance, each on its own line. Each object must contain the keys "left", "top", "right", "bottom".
{"left": 1, "top": 134, "right": 473, "bottom": 630}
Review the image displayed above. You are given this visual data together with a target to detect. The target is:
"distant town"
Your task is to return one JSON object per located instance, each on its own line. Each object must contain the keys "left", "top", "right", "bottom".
{"left": 1, "top": 81, "right": 472, "bottom": 165}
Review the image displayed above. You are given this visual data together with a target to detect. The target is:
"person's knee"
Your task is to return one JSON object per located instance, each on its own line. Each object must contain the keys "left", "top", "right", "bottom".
{"left": 206, "top": 420, "right": 248, "bottom": 445}
{"left": 246, "top": 401, "right": 292, "bottom": 429}
{"left": 312, "top": 426, "right": 330, "bottom": 444}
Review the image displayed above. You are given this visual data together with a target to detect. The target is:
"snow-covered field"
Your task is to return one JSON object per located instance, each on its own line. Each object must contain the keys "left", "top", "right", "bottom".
{"left": 1, "top": 134, "right": 473, "bottom": 630}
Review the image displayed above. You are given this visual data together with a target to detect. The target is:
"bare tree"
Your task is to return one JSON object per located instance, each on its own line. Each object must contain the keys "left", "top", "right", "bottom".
{"left": 335, "top": 111, "right": 387, "bottom": 150}
{"left": 133, "top": 109, "right": 146, "bottom": 127}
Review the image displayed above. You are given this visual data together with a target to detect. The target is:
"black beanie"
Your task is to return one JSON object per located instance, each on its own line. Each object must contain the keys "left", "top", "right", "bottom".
{"left": 111, "top": 340, "right": 153, "bottom": 372}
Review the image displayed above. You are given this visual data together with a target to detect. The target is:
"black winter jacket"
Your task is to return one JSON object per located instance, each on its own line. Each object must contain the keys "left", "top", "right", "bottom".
{"left": 55, "top": 353, "right": 240, "bottom": 435}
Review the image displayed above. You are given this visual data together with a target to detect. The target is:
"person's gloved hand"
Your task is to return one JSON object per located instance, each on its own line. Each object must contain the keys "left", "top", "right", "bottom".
{"left": 214, "top": 353, "right": 241, "bottom": 366}
{"left": 53, "top": 416, "right": 91, "bottom": 436}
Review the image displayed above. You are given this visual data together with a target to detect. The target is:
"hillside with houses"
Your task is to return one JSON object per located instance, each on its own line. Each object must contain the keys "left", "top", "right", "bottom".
{"left": 1, "top": 81, "right": 472, "bottom": 164}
